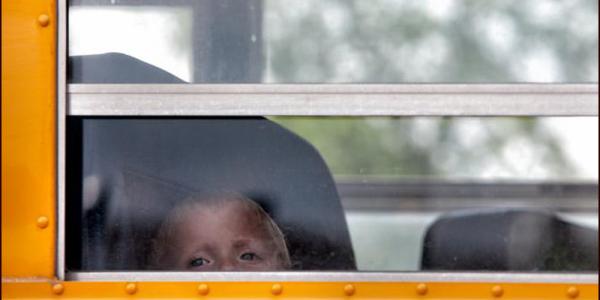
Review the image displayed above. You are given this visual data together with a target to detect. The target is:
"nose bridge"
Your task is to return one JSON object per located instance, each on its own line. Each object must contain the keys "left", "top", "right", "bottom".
{"left": 216, "top": 249, "right": 239, "bottom": 271}
{"left": 218, "top": 259, "right": 238, "bottom": 271}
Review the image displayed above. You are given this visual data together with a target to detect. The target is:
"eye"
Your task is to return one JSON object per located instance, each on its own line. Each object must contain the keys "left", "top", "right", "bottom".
{"left": 240, "top": 252, "right": 258, "bottom": 261}
{"left": 189, "top": 257, "right": 210, "bottom": 267}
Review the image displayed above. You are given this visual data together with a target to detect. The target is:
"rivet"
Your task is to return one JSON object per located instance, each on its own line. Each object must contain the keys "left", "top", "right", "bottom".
{"left": 344, "top": 284, "right": 355, "bottom": 296}
{"left": 416, "top": 283, "right": 428, "bottom": 295}
{"left": 37, "top": 14, "right": 50, "bottom": 27}
{"left": 491, "top": 285, "right": 504, "bottom": 297}
{"left": 271, "top": 283, "right": 283, "bottom": 295}
{"left": 37, "top": 216, "right": 49, "bottom": 229}
{"left": 52, "top": 283, "right": 64, "bottom": 295}
{"left": 567, "top": 286, "right": 579, "bottom": 299}
{"left": 197, "top": 283, "right": 209, "bottom": 296}
{"left": 125, "top": 282, "right": 137, "bottom": 295}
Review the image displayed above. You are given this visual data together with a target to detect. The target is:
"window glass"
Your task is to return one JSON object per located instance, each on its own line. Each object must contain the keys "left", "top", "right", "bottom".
{"left": 69, "top": 6, "right": 194, "bottom": 82}
{"left": 66, "top": 117, "right": 598, "bottom": 272}
{"left": 68, "top": 0, "right": 598, "bottom": 83}
{"left": 272, "top": 117, "right": 598, "bottom": 180}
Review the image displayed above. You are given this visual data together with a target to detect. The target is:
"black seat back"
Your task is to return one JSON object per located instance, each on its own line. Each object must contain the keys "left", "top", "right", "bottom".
{"left": 421, "top": 209, "right": 598, "bottom": 271}
{"left": 69, "top": 53, "right": 186, "bottom": 83}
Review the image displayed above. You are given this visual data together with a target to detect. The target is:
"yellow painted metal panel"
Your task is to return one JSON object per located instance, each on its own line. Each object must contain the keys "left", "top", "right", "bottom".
{"left": 0, "top": 1, "right": 598, "bottom": 299}
{"left": 2, "top": 281, "right": 598, "bottom": 299}
{"left": 1, "top": 0, "right": 57, "bottom": 278}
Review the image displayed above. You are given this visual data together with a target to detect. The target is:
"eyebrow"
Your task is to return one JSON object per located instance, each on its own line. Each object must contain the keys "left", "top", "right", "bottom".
{"left": 190, "top": 244, "right": 215, "bottom": 256}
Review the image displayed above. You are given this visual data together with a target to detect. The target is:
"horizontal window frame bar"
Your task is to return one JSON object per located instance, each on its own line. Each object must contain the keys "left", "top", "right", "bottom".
{"left": 66, "top": 272, "right": 597, "bottom": 283}
{"left": 68, "top": 83, "right": 598, "bottom": 116}
{"left": 337, "top": 179, "right": 599, "bottom": 199}
{"left": 336, "top": 179, "right": 598, "bottom": 212}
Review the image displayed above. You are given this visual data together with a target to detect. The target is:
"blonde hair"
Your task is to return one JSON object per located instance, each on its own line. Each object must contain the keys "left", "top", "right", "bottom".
{"left": 151, "top": 192, "right": 291, "bottom": 270}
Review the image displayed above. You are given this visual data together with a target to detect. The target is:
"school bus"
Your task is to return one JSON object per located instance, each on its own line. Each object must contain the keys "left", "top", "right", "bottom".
{"left": 3, "top": 0, "right": 599, "bottom": 299}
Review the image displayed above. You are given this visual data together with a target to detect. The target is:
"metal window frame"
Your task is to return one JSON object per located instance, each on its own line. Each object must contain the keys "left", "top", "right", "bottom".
{"left": 57, "top": 0, "right": 599, "bottom": 283}
{"left": 68, "top": 83, "right": 598, "bottom": 116}
{"left": 56, "top": 0, "right": 67, "bottom": 281}
{"left": 65, "top": 272, "right": 598, "bottom": 283}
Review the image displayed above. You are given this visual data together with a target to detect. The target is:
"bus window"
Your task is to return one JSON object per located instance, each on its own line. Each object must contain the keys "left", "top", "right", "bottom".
{"left": 68, "top": 0, "right": 262, "bottom": 83}
{"left": 66, "top": 117, "right": 356, "bottom": 271}
{"left": 272, "top": 116, "right": 599, "bottom": 271}
{"left": 66, "top": 116, "right": 598, "bottom": 272}
{"left": 62, "top": 0, "right": 598, "bottom": 282}
{"left": 68, "top": 0, "right": 597, "bottom": 84}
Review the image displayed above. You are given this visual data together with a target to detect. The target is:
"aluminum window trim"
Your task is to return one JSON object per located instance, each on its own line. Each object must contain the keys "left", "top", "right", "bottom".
{"left": 68, "top": 83, "right": 598, "bottom": 116}
{"left": 66, "top": 271, "right": 598, "bottom": 283}
{"left": 56, "top": 0, "right": 67, "bottom": 281}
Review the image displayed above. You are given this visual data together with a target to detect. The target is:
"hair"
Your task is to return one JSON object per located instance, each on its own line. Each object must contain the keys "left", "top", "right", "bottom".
{"left": 150, "top": 192, "right": 291, "bottom": 270}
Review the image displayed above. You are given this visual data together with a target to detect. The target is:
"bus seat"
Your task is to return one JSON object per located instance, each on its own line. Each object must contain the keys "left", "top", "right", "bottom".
{"left": 69, "top": 53, "right": 186, "bottom": 84}
{"left": 67, "top": 54, "right": 356, "bottom": 271}
{"left": 421, "top": 209, "right": 598, "bottom": 271}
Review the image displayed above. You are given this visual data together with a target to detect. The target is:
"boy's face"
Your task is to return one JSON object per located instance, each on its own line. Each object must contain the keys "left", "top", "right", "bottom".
{"left": 165, "top": 201, "right": 287, "bottom": 271}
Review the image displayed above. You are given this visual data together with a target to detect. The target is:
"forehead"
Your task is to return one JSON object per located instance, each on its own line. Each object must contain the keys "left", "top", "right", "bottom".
{"left": 174, "top": 200, "right": 272, "bottom": 237}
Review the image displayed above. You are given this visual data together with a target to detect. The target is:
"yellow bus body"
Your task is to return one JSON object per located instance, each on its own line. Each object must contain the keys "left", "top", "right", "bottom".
{"left": 1, "top": 0, "right": 598, "bottom": 298}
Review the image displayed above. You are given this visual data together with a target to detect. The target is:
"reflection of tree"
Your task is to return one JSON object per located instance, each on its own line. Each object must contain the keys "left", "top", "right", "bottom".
{"left": 272, "top": 117, "right": 575, "bottom": 179}
{"left": 265, "top": 0, "right": 595, "bottom": 178}
{"left": 265, "top": 0, "right": 597, "bottom": 83}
